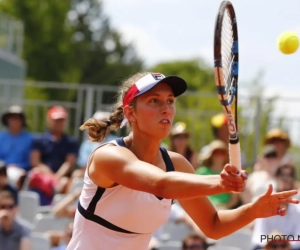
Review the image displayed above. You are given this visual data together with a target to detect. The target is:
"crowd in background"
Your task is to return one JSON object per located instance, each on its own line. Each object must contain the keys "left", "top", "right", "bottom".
{"left": 0, "top": 104, "right": 299, "bottom": 250}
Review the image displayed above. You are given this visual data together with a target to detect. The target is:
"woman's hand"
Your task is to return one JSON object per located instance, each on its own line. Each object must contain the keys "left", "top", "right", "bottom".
{"left": 250, "top": 184, "right": 299, "bottom": 218}
{"left": 219, "top": 164, "right": 248, "bottom": 193}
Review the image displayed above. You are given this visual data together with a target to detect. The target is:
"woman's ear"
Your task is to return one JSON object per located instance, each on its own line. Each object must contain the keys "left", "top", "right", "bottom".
{"left": 123, "top": 106, "right": 135, "bottom": 123}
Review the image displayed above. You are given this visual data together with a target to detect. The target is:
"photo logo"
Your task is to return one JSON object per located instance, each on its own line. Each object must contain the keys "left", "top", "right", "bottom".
{"left": 261, "top": 234, "right": 300, "bottom": 243}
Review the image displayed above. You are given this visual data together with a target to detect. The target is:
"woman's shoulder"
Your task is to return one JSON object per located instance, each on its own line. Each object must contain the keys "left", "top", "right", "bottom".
{"left": 166, "top": 150, "right": 195, "bottom": 173}
{"left": 92, "top": 141, "right": 138, "bottom": 165}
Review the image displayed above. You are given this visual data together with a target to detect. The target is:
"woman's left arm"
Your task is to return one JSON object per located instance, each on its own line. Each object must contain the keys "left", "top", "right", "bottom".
{"left": 170, "top": 151, "right": 299, "bottom": 240}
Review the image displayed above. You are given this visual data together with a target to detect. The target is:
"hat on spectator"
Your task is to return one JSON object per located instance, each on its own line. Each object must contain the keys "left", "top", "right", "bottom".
{"left": 170, "top": 122, "right": 189, "bottom": 137}
{"left": 211, "top": 113, "right": 227, "bottom": 128}
{"left": 47, "top": 106, "right": 68, "bottom": 120}
{"left": 1, "top": 105, "right": 27, "bottom": 127}
{"left": 198, "top": 140, "right": 228, "bottom": 164}
{"left": 264, "top": 128, "right": 291, "bottom": 147}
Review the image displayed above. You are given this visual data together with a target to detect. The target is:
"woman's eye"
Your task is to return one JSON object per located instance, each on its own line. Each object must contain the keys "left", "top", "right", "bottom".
{"left": 150, "top": 99, "right": 158, "bottom": 103}
{"left": 168, "top": 99, "right": 174, "bottom": 104}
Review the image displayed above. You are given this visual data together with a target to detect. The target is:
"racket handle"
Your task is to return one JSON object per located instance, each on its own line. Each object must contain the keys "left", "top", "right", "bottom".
{"left": 229, "top": 142, "right": 241, "bottom": 171}
{"left": 229, "top": 142, "right": 242, "bottom": 193}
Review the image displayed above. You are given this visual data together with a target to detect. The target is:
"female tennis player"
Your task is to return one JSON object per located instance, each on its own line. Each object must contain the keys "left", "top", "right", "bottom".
{"left": 66, "top": 72, "right": 299, "bottom": 250}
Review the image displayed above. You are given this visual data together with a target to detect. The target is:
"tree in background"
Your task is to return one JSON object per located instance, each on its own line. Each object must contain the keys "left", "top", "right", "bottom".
{"left": 0, "top": 0, "right": 143, "bottom": 85}
{"left": 0, "top": 0, "right": 143, "bottom": 132}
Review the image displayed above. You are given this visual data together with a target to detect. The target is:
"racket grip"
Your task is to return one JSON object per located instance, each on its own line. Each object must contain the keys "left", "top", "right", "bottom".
{"left": 229, "top": 142, "right": 242, "bottom": 193}
{"left": 229, "top": 142, "right": 242, "bottom": 171}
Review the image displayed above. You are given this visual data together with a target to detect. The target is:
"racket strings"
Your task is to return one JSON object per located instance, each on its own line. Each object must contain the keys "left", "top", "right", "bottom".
{"left": 221, "top": 9, "right": 235, "bottom": 99}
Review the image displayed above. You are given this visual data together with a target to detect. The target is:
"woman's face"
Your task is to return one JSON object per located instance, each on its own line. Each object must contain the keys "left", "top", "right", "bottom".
{"left": 131, "top": 82, "right": 176, "bottom": 139}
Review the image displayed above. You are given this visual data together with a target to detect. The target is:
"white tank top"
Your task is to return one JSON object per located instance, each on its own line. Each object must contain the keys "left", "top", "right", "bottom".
{"left": 66, "top": 138, "right": 175, "bottom": 250}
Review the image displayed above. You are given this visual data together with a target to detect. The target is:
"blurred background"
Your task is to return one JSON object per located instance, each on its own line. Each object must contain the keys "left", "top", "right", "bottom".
{"left": 0, "top": 1, "right": 300, "bottom": 250}
{"left": 1, "top": 0, "right": 300, "bottom": 167}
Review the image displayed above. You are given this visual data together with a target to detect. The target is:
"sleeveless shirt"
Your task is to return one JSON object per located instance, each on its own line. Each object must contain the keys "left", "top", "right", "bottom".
{"left": 66, "top": 138, "right": 175, "bottom": 250}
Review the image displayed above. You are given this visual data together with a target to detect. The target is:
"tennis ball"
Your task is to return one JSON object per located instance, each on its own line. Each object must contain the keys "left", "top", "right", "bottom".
{"left": 277, "top": 32, "right": 299, "bottom": 54}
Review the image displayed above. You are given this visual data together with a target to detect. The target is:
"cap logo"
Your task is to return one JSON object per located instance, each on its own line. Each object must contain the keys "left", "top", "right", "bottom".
{"left": 151, "top": 73, "right": 164, "bottom": 80}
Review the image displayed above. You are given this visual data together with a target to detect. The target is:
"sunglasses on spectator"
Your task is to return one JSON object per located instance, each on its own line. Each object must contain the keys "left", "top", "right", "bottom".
{"left": 268, "top": 242, "right": 289, "bottom": 249}
{"left": 0, "top": 204, "right": 15, "bottom": 210}
{"left": 184, "top": 244, "right": 206, "bottom": 250}
{"left": 269, "top": 138, "right": 287, "bottom": 143}
{"left": 265, "top": 152, "right": 277, "bottom": 159}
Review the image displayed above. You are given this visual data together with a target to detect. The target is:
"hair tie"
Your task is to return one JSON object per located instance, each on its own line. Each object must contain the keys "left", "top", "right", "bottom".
{"left": 105, "top": 120, "right": 111, "bottom": 127}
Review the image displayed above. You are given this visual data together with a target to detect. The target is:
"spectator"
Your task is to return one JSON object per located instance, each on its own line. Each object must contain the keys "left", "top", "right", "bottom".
{"left": 200, "top": 113, "right": 246, "bottom": 167}
{"left": 0, "top": 105, "right": 32, "bottom": 186}
{"left": 149, "top": 202, "right": 207, "bottom": 249}
{"left": 0, "top": 161, "right": 18, "bottom": 205}
{"left": 169, "top": 122, "right": 198, "bottom": 169}
{"left": 251, "top": 164, "right": 300, "bottom": 250}
{"left": 196, "top": 140, "right": 240, "bottom": 209}
{"left": 52, "top": 188, "right": 82, "bottom": 218}
{"left": 254, "top": 128, "right": 293, "bottom": 171}
{"left": 200, "top": 114, "right": 229, "bottom": 155}
{"left": 75, "top": 110, "right": 118, "bottom": 178}
{"left": 262, "top": 230, "right": 291, "bottom": 250}
{"left": 182, "top": 232, "right": 210, "bottom": 250}
{"left": 0, "top": 190, "right": 31, "bottom": 250}
{"left": 51, "top": 223, "right": 73, "bottom": 250}
{"left": 29, "top": 106, "right": 79, "bottom": 205}
{"left": 210, "top": 113, "right": 229, "bottom": 144}
{"left": 242, "top": 145, "right": 279, "bottom": 204}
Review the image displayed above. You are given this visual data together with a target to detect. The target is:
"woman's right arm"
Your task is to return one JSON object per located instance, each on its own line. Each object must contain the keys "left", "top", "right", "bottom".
{"left": 89, "top": 145, "right": 243, "bottom": 200}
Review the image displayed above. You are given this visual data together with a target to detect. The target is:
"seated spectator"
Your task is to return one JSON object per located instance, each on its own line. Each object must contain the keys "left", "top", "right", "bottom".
{"left": 242, "top": 145, "right": 279, "bottom": 204}
{"left": 149, "top": 203, "right": 206, "bottom": 249}
{"left": 0, "top": 106, "right": 32, "bottom": 185}
{"left": 254, "top": 128, "right": 293, "bottom": 171}
{"left": 74, "top": 110, "right": 118, "bottom": 178}
{"left": 0, "top": 190, "right": 31, "bottom": 250}
{"left": 200, "top": 113, "right": 246, "bottom": 167}
{"left": 200, "top": 113, "right": 229, "bottom": 154}
{"left": 29, "top": 106, "right": 79, "bottom": 205}
{"left": 251, "top": 164, "right": 300, "bottom": 250}
{"left": 182, "top": 232, "right": 210, "bottom": 250}
{"left": 196, "top": 140, "right": 240, "bottom": 209}
{"left": 169, "top": 122, "right": 198, "bottom": 169}
{"left": 263, "top": 230, "right": 291, "bottom": 250}
{"left": 50, "top": 222, "right": 73, "bottom": 250}
{"left": 52, "top": 188, "right": 82, "bottom": 218}
{"left": 0, "top": 161, "right": 18, "bottom": 205}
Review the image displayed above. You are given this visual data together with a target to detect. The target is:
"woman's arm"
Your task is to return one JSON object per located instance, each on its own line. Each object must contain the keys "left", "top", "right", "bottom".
{"left": 90, "top": 145, "right": 245, "bottom": 200}
{"left": 169, "top": 151, "right": 299, "bottom": 240}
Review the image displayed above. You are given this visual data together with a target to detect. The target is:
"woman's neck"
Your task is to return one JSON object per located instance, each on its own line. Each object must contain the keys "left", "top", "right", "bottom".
{"left": 125, "top": 133, "right": 161, "bottom": 164}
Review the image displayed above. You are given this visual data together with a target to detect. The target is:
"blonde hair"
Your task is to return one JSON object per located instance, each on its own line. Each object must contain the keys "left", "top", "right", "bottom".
{"left": 80, "top": 72, "right": 150, "bottom": 142}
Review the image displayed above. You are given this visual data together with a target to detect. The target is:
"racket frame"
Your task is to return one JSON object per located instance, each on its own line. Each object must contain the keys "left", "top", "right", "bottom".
{"left": 213, "top": 1, "right": 242, "bottom": 172}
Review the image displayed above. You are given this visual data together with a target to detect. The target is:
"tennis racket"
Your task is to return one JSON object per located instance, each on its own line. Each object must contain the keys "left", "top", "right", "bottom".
{"left": 213, "top": 1, "right": 241, "bottom": 172}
